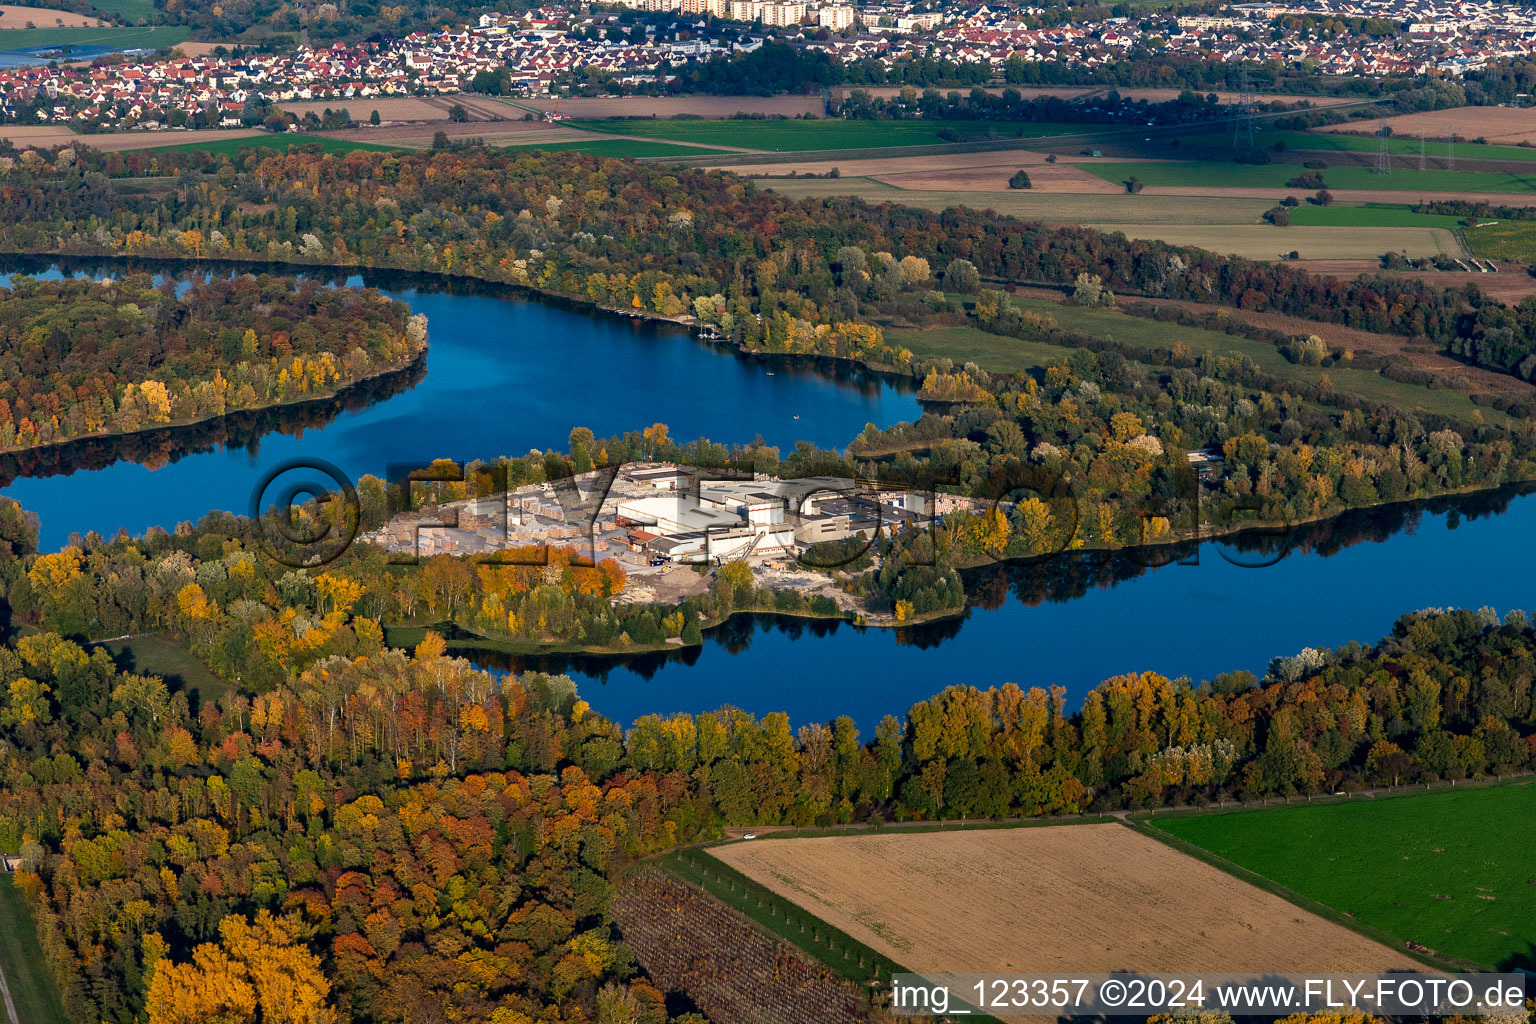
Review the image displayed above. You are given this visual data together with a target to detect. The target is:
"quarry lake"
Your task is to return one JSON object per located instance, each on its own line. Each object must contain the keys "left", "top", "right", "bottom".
{"left": 2, "top": 258, "right": 1533, "bottom": 729}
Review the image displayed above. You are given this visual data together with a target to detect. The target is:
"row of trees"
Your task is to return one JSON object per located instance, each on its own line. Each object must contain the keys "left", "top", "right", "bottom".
{"left": 0, "top": 273, "right": 425, "bottom": 452}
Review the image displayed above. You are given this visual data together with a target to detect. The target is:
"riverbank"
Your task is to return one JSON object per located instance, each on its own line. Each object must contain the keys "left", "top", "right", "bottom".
{"left": 0, "top": 348, "right": 427, "bottom": 459}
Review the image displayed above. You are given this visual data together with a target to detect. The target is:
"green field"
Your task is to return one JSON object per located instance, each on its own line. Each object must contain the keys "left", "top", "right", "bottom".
{"left": 104, "top": 634, "right": 229, "bottom": 706}
{"left": 81, "top": 0, "right": 158, "bottom": 20}
{"left": 139, "top": 132, "right": 401, "bottom": 155}
{"left": 0, "top": 23, "right": 186, "bottom": 50}
{"left": 1182, "top": 128, "right": 1536, "bottom": 165}
{"left": 1286, "top": 203, "right": 1469, "bottom": 229}
{"left": 992, "top": 294, "right": 1505, "bottom": 420}
{"left": 1152, "top": 783, "right": 1536, "bottom": 968}
{"left": 1080, "top": 160, "right": 1536, "bottom": 195}
{"left": 1464, "top": 220, "right": 1536, "bottom": 260}
{"left": 503, "top": 138, "right": 719, "bottom": 158}
{"left": 571, "top": 118, "right": 1088, "bottom": 152}
{"left": 0, "top": 875, "right": 70, "bottom": 1024}
{"left": 889, "top": 325, "right": 1083, "bottom": 374}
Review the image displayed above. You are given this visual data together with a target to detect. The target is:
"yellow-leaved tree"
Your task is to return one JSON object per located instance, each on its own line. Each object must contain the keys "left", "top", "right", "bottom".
{"left": 147, "top": 909, "right": 332, "bottom": 1024}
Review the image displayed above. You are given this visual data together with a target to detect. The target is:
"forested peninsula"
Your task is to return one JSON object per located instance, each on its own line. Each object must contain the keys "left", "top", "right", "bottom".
{"left": 0, "top": 274, "right": 427, "bottom": 453}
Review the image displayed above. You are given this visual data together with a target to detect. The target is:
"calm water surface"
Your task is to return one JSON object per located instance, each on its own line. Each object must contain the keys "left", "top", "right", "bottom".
{"left": 0, "top": 260, "right": 920, "bottom": 548}
{"left": 2, "top": 259, "right": 1531, "bottom": 730}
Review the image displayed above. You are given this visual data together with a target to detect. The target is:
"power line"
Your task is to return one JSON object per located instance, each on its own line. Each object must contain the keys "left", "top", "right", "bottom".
{"left": 1232, "top": 65, "right": 1255, "bottom": 148}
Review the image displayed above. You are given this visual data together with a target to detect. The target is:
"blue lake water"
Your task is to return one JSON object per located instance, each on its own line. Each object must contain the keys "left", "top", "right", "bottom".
{"left": 2, "top": 258, "right": 1532, "bottom": 732}
{"left": 491, "top": 486, "right": 1536, "bottom": 730}
{"left": 0, "top": 261, "right": 920, "bottom": 549}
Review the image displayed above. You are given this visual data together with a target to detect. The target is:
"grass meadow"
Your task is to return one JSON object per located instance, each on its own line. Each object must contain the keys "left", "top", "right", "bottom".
{"left": 571, "top": 118, "right": 1086, "bottom": 152}
{"left": 0, "top": 875, "right": 70, "bottom": 1024}
{"left": 1150, "top": 781, "right": 1536, "bottom": 969}
{"left": 140, "top": 132, "right": 400, "bottom": 155}
{"left": 0, "top": 23, "right": 185, "bottom": 49}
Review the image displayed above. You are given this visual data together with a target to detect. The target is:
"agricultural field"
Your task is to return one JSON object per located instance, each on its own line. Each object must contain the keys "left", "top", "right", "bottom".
{"left": 507, "top": 138, "right": 722, "bottom": 158}
{"left": 519, "top": 95, "right": 826, "bottom": 119}
{"left": 1092, "top": 223, "right": 1461, "bottom": 260}
{"left": 708, "top": 824, "right": 1417, "bottom": 974}
{"left": 571, "top": 118, "right": 1087, "bottom": 153}
{"left": 0, "top": 4, "right": 103, "bottom": 27}
{"left": 762, "top": 178, "right": 1275, "bottom": 225}
{"left": 1079, "top": 160, "right": 1536, "bottom": 195}
{"left": 1320, "top": 107, "right": 1536, "bottom": 148}
{"left": 1285, "top": 203, "right": 1469, "bottom": 229}
{"left": 1180, "top": 127, "right": 1536, "bottom": 165}
{"left": 0, "top": 22, "right": 184, "bottom": 49}
{"left": 138, "top": 132, "right": 401, "bottom": 155}
{"left": 80, "top": 0, "right": 156, "bottom": 19}
{"left": 0, "top": 875, "right": 70, "bottom": 1024}
{"left": 1463, "top": 220, "right": 1536, "bottom": 261}
{"left": 1151, "top": 782, "right": 1536, "bottom": 969}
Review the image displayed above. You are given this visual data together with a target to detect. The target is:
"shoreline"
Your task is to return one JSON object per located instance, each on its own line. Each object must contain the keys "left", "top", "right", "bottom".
{"left": 378, "top": 475, "right": 1536, "bottom": 663}
{"left": 0, "top": 348, "right": 427, "bottom": 459}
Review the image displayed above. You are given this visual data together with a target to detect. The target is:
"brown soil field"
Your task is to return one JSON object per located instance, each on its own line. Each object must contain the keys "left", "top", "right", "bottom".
{"left": 1319, "top": 108, "right": 1536, "bottom": 146}
{"left": 0, "top": 4, "right": 103, "bottom": 26}
{"left": 17, "top": 127, "right": 262, "bottom": 152}
{"left": 520, "top": 94, "right": 826, "bottom": 118}
{"left": 842, "top": 85, "right": 1353, "bottom": 107}
{"left": 173, "top": 40, "right": 239, "bottom": 57}
{"left": 711, "top": 824, "right": 1419, "bottom": 974}
{"left": 0, "top": 125, "right": 80, "bottom": 147}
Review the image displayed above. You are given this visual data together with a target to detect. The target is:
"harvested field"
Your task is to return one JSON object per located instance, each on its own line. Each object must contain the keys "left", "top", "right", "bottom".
{"left": 757, "top": 176, "right": 1275, "bottom": 225}
{"left": 1320, "top": 107, "right": 1536, "bottom": 147}
{"left": 0, "top": 4, "right": 102, "bottom": 26}
{"left": 66, "top": 127, "right": 263, "bottom": 152}
{"left": 1297, "top": 259, "right": 1536, "bottom": 303}
{"left": 172, "top": 40, "right": 238, "bottom": 57}
{"left": 710, "top": 824, "right": 1418, "bottom": 974}
{"left": 517, "top": 94, "right": 825, "bottom": 118}
{"left": 0, "top": 124, "right": 80, "bottom": 148}
{"left": 611, "top": 867, "right": 869, "bottom": 1024}
{"left": 1087, "top": 223, "right": 1462, "bottom": 260}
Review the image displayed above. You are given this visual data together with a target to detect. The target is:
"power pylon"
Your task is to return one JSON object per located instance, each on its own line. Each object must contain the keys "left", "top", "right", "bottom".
{"left": 1374, "top": 130, "right": 1392, "bottom": 175}
{"left": 1448, "top": 123, "right": 1456, "bottom": 171}
{"left": 1419, "top": 135, "right": 1427, "bottom": 172}
{"left": 1231, "top": 66, "right": 1255, "bottom": 148}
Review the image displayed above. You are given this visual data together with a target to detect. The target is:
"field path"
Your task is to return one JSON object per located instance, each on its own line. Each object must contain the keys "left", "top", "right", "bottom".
{"left": 0, "top": 951, "right": 19, "bottom": 1024}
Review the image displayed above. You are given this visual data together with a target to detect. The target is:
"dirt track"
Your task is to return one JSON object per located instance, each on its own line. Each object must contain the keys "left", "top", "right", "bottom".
{"left": 712, "top": 824, "right": 1419, "bottom": 975}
